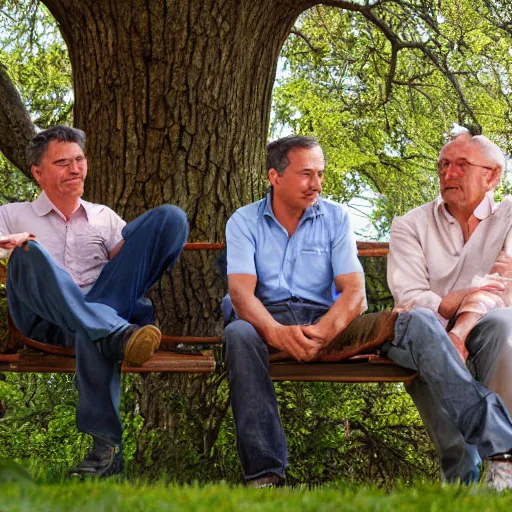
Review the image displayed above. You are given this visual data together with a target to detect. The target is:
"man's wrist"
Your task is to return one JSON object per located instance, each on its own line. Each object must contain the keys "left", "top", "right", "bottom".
{"left": 259, "top": 319, "right": 281, "bottom": 345}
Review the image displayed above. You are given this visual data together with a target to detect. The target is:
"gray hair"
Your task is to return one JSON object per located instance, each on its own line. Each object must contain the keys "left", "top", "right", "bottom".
{"left": 27, "top": 125, "right": 86, "bottom": 168}
{"left": 266, "top": 135, "right": 320, "bottom": 175}
{"left": 443, "top": 130, "right": 506, "bottom": 190}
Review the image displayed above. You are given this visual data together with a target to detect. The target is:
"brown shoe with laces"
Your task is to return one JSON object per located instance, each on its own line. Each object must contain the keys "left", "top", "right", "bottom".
{"left": 122, "top": 324, "right": 161, "bottom": 366}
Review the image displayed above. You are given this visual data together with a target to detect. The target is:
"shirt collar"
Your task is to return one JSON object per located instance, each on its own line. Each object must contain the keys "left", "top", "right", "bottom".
{"left": 262, "top": 191, "right": 324, "bottom": 222}
{"left": 31, "top": 191, "right": 58, "bottom": 217}
{"left": 31, "top": 191, "right": 99, "bottom": 221}
{"left": 436, "top": 191, "right": 497, "bottom": 224}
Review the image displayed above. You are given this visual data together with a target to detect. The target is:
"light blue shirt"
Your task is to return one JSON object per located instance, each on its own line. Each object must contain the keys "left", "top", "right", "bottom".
{"left": 226, "top": 193, "right": 363, "bottom": 307}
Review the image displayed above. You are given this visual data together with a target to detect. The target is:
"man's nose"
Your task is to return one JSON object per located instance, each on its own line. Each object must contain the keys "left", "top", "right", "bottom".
{"left": 441, "top": 161, "right": 463, "bottom": 180}
{"left": 310, "top": 173, "right": 322, "bottom": 191}
{"left": 69, "top": 160, "right": 81, "bottom": 174}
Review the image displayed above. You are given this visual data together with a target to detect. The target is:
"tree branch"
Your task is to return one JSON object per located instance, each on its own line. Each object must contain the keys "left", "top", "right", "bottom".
{"left": 0, "top": 63, "right": 36, "bottom": 179}
{"left": 319, "top": 0, "right": 482, "bottom": 127}
{"left": 421, "top": 46, "right": 481, "bottom": 131}
{"left": 321, "top": 0, "right": 426, "bottom": 103}
{"left": 290, "top": 28, "right": 323, "bottom": 54}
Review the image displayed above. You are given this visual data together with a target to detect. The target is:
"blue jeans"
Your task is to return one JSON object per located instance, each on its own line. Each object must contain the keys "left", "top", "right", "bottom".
{"left": 7, "top": 205, "right": 188, "bottom": 445}
{"left": 224, "top": 301, "right": 328, "bottom": 481}
{"left": 382, "top": 308, "right": 512, "bottom": 483}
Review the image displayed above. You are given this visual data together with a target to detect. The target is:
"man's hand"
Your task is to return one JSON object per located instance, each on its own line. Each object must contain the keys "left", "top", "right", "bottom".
{"left": 0, "top": 233, "right": 36, "bottom": 251}
{"left": 490, "top": 250, "right": 512, "bottom": 277}
{"left": 438, "top": 283, "right": 505, "bottom": 319}
{"left": 300, "top": 320, "right": 334, "bottom": 348}
{"left": 265, "top": 323, "right": 322, "bottom": 362}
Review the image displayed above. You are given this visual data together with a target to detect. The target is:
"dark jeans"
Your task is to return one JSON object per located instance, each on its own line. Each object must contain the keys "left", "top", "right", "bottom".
{"left": 7, "top": 205, "right": 188, "bottom": 445}
{"left": 382, "top": 308, "right": 512, "bottom": 483}
{"left": 224, "top": 301, "right": 328, "bottom": 481}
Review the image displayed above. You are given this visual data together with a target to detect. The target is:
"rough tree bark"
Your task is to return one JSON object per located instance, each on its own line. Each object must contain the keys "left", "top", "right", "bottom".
{"left": 0, "top": 63, "right": 36, "bottom": 176}
{"left": 15, "top": 0, "right": 321, "bottom": 478}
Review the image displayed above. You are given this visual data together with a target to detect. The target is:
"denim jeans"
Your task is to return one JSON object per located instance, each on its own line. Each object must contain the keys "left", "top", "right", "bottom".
{"left": 224, "top": 301, "right": 328, "bottom": 481}
{"left": 7, "top": 205, "right": 189, "bottom": 445}
{"left": 382, "top": 308, "right": 512, "bottom": 483}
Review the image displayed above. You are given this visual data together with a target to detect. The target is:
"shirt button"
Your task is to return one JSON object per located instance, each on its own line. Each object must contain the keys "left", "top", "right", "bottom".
{"left": 454, "top": 252, "right": 459, "bottom": 257}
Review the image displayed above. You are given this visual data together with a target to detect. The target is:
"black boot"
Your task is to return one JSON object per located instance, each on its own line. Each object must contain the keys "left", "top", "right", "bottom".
{"left": 68, "top": 438, "right": 124, "bottom": 478}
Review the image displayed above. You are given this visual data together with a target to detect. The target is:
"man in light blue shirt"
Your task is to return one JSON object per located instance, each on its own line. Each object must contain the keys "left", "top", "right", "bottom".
{"left": 224, "top": 135, "right": 367, "bottom": 487}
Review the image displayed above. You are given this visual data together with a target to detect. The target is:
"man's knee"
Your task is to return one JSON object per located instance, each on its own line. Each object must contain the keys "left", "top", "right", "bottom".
{"left": 225, "top": 320, "right": 265, "bottom": 362}
{"left": 122, "top": 204, "right": 189, "bottom": 242}
{"left": 468, "top": 308, "right": 512, "bottom": 347}
{"left": 8, "top": 241, "right": 49, "bottom": 275}
{"left": 11, "top": 240, "right": 43, "bottom": 259}
{"left": 466, "top": 308, "right": 512, "bottom": 374}
{"left": 151, "top": 205, "right": 188, "bottom": 236}
{"left": 396, "top": 308, "right": 444, "bottom": 344}
{"left": 405, "top": 307, "right": 439, "bottom": 324}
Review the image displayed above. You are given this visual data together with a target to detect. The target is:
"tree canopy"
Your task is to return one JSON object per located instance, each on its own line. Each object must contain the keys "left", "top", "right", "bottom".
{"left": 273, "top": 1, "right": 512, "bottom": 236}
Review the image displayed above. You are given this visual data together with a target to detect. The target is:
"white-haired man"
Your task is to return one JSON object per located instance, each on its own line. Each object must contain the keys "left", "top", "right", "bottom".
{"left": 387, "top": 131, "right": 512, "bottom": 489}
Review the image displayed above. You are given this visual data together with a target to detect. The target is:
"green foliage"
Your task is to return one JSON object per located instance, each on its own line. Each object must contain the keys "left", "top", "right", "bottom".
{"left": 279, "top": 381, "right": 436, "bottom": 486}
{"left": 273, "top": 1, "right": 512, "bottom": 236}
{"left": 0, "top": 0, "right": 73, "bottom": 127}
{"left": 1, "top": 480, "right": 512, "bottom": 512}
{"left": 0, "top": 372, "right": 86, "bottom": 477}
{"left": 0, "top": 155, "right": 38, "bottom": 204}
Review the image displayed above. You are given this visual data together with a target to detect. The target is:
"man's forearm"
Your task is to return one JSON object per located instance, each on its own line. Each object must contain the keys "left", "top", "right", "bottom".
{"left": 319, "top": 288, "right": 367, "bottom": 340}
{"left": 230, "top": 290, "right": 279, "bottom": 340}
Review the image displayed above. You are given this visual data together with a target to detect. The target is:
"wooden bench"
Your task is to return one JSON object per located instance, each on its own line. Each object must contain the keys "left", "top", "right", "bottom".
{"left": 0, "top": 242, "right": 417, "bottom": 384}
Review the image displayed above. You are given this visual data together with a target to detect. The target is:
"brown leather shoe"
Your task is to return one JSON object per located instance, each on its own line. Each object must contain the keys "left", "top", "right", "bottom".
{"left": 122, "top": 325, "right": 161, "bottom": 366}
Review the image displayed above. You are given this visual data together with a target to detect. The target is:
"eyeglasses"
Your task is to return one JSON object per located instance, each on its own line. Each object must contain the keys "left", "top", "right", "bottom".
{"left": 437, "top": 158, "right": 495, "bottom": 176}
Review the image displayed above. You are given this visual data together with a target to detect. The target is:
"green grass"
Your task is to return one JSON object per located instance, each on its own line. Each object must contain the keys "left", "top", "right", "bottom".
{"left": 0, "top": 481, "right": 511, "bottom": 511}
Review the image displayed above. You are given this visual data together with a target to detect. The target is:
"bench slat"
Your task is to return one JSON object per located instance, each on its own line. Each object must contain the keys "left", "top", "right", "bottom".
{"left": 0, "top": 350, "right": 215, "bottom": 374}
{"left": 269, "top": 359, "right": 417, "bottom": 383}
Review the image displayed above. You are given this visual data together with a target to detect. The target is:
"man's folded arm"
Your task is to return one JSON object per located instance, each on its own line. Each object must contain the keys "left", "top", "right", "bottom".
{"left": 228, "top": 273, "right": 278, "bottom": 339}
{"left": 228, "top": 273, "right": 321, "bottom": 361}
{"left": 300, "top": 204, "right": 366, "bottom": 346}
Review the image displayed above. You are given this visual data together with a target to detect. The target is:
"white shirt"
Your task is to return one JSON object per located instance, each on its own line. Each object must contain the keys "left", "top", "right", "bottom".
{"left": 387, "top": 192, "right": 512, "bottom": 325}
{"left": 0, "top": 192, "right": 125, "bottom": 288}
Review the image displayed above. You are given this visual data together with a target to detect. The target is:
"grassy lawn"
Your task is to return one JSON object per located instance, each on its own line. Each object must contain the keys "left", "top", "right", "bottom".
{"left": 1, "top": 481, "right": 512, "bottom": 511}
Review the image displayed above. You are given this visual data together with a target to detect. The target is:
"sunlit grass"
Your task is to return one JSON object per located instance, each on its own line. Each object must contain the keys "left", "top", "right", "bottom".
{"left": 1, "top": 480, "right": 511, "bottom": 512}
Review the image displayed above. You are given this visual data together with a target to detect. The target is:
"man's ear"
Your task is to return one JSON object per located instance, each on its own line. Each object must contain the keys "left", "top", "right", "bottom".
{"left": 488, "top": 166, "right": 502, "bottom": 191}
{"left": 268, "top": 168, "right": 279, "bottom": 188}
{"left": 31, "top": 165, "right": 41, "bottom": 185}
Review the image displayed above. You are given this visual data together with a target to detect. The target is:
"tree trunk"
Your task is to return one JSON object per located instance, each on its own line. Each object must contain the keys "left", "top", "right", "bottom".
{"left": 40, "top": 0, "right": 319, "bottom": 478}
